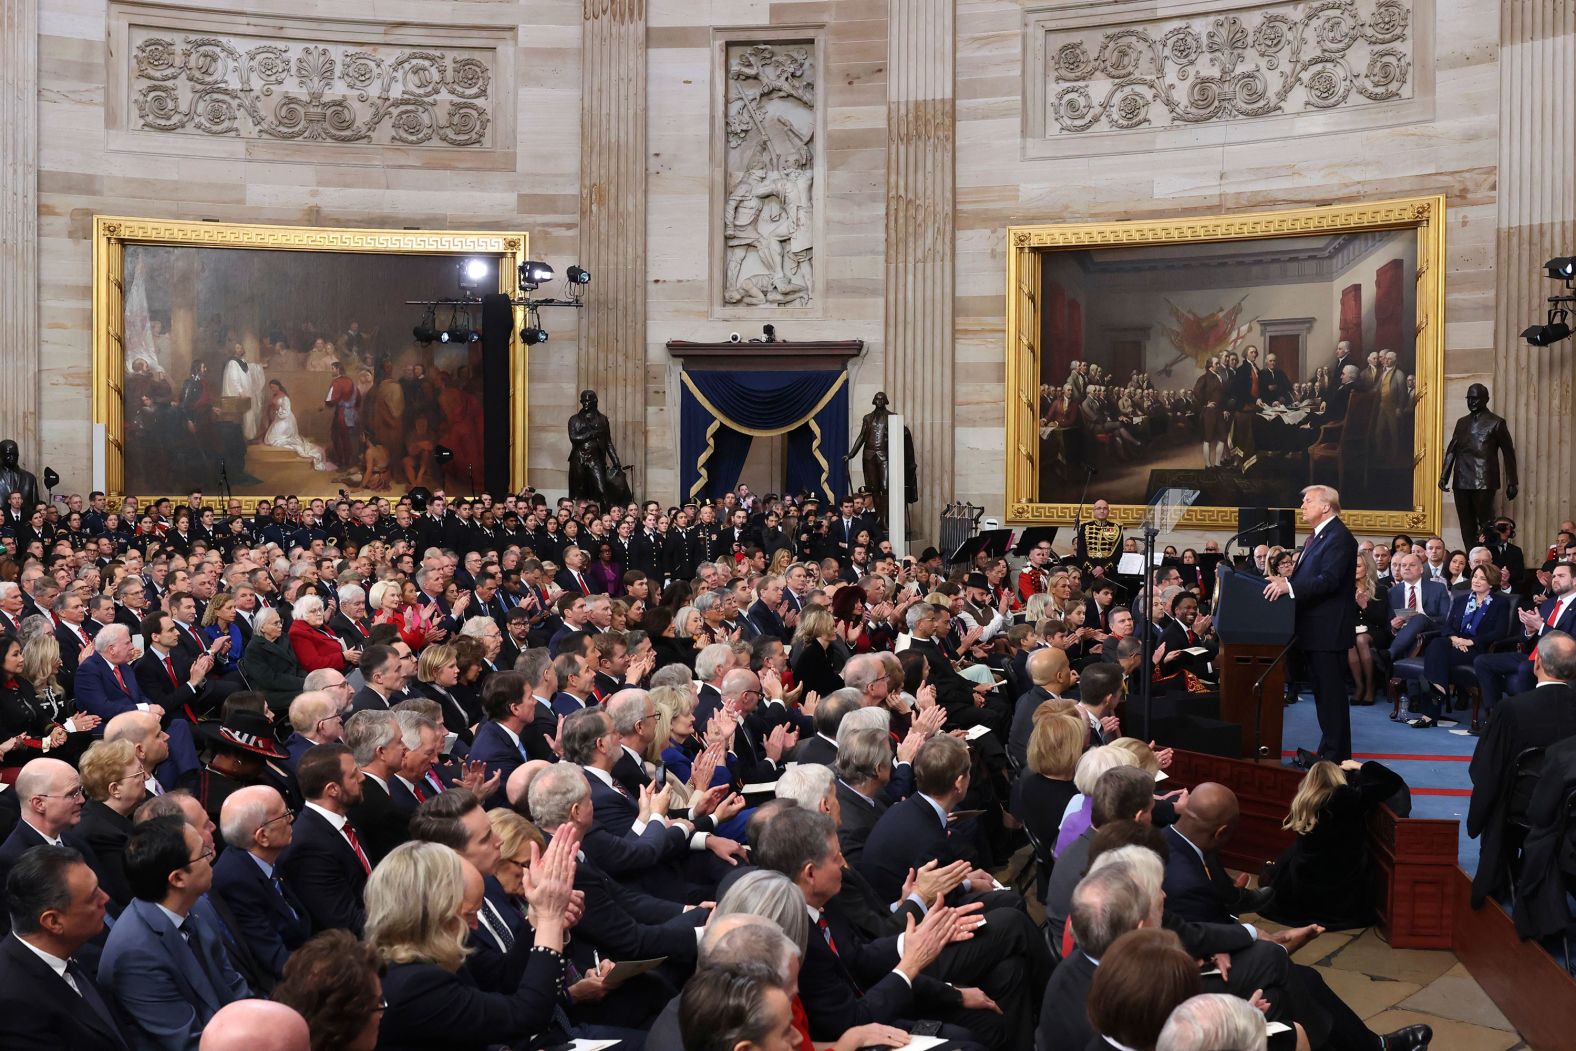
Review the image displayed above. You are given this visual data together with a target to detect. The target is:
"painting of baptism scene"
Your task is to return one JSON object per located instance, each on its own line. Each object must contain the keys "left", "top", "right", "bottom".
{"left": 1036, "top": 228, "right": 1421, "bottom": 511}
{"left": 120, "top": 244, "right": 495, "bottom": 496}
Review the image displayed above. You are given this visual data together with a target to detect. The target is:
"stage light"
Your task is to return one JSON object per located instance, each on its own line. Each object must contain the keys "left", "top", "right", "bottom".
{"left": 439, "top": 307, "right": 475, "bottom": 344}
{"left": 1545, "top": 257, "right": 1576, "bottom": 281}
{"left": 520, "top": 326, "right": 549, "bottom": 345}
{"left": 1523, "top": 309, "right": 1572, "bottom": 346}
{"left": 458, "top": 257, "right": 491, "bottom": 293}
{"left": 433, "top": 445, "right": 455, "bottom": 466}
{"left": 565, "top": 265, "right": 590, "bottom": 285}
{"left": 412, "top": 306, "right": 438, "bottom": 345}
{"left": 518, "top": 260, "right": 554, "bottom": 290}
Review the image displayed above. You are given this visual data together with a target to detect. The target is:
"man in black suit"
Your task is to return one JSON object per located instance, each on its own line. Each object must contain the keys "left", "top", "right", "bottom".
{"left": 351, "top": 644, "right": 404, "bottom": 713}
{"left": 1264, "top": 485, "right": 1358, "bottom": 764}
{"left": 0, "top": 846, "right": 130, "bottom": 1050}
{"left": 54, "top": 591, "right": 97, "bottom": 674}
{"left": 792, "top": 689, "right": 861, "bottom": 768}
{"left": 833, "top": 728, "right": 921, "bottom": 866}
{"left": 826, "top": 496, "right": 862, "bottom": 562}
{"left": 0, "top": 759, "right": 104, "bottom": 901}
{"left": 1008, "top": 646, "right": 1072, "bottom": 772}
{"left": 329, "top": 584, "right": 373, "bottom": 649}
{"left": 276, "top": 744, "right": 372, "bottom": 935}
{"left": 1160, "top": 783, "right": 1272, "bottom": 924}
{"left": 857, "top": 735, "right": 1017, "bottom": 911}
{"left": 1467, "top": 631, "right": 1576, "bottom": 905}
{"left": 343, "top": 710, "right": 411, "bottom": 865}
{"left": 756, "top": 805, "right": 992, "bottom": 1049}
{"left": 901, "top": 602, "right": 1009, "bottom": 735}
{"left": 134, "top": 611, "right": 219, "bottom": 721}
{"left": 745, "top": 575, "right": 792, "bottom": 642}
{"left": 212, "top": 785, "right": 312, "bottom": 991}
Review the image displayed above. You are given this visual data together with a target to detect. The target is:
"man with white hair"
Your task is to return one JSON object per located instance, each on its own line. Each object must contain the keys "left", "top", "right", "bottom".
{"left": 75, "top": 623, "right": 166, "bottom": 722}
{"left": 211, "top": 786, "right": 311, "bottom": 989}
{"left": 343, "top": 710, "right": 409, "bottom": 865}
{"left": 328, "top": 583, "right": 371, "bottom": 647}
{"left": 1156, "top": 994, "right": 1268, "bottom": 1051}
{"left": 282, "top": 691, "right": 346, "bottom": 772}
{"left": 692, "top": 641, "right": 734, "bottom": 726}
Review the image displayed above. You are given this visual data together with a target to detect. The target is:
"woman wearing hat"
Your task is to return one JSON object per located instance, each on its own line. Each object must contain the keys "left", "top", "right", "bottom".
{"left": 177, "top": 704, "right": 291, "bottom": 828}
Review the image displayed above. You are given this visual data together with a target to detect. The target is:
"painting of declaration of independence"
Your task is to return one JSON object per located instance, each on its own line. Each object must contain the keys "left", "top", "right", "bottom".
{"left": 121, "top": 245, "right": 495, "bottom": 497}
{"left": 1035, "top": 228, "right": 1421, "bottom": 511}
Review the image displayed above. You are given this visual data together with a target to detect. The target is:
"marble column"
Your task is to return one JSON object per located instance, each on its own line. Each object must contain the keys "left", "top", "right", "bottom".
{"left": 579, "top": 0, "right": 647, "bottom": 483}
{"left": 0, "top": 0, "right": 38, "bottom": 462}
{"left": 884, "top": 0, "right": 955, "bottom": 536}
{"left": 1493, "top": 1, "right": 1576, "bottom": 547}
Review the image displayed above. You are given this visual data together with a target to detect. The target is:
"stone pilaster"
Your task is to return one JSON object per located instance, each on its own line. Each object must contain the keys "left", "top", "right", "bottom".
{"left": 884, "top": 0, "right": 954, "bottom": 535}
{"left": 579, "top": 0, "right": 648, "bottom": 480}
{"left": 0, "top": 0, "right": 38, "bottom": 461}
{"left": 1494, "top": 1, "right": 1576, "bottom": 546}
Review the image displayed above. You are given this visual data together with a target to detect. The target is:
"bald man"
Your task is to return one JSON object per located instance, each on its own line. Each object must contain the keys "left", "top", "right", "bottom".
{"left": 212, "top": 786, "right": 311, "bottom": 987}
{"left": 1161, "top": 783, "right": 1271, "bottom": 923}
{"left": 199, "top": 999, "right": 310, "bottom": 1051}
{"left": 1009, "top": 647, "right": 1073, "bottom": 771}
{"left": 0, "top": 759, "right": 104, "bottom": 897}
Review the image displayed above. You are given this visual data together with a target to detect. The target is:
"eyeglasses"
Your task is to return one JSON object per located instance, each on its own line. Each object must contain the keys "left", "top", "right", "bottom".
{"left": 40, "top": 785, "right": 85, "bottom": 801}
{"left": 374, "top": 998, "right": 389, "bottom": 1012}
{"left": 186, "top": 846, "right": 216, "bottom": 868}
{"left": 112, "top": 768, "right": 148, "bottom": 787}
{"left": 498, "top": 856, "right": 528, "bottom": 872}
{"left": 261, "top": 807, "right": 296, "bottom": 829}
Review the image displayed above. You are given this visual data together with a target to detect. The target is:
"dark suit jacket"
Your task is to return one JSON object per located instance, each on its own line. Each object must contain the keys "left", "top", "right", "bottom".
{"left": 347, "top": 774, "right": 409, "bottom": 866}
{"left": 554, "top": 568, "right": 602, "bottom": 596}
{"left": 1387, "top": 578, "right": 1452, "bottom": 624}
{"left": 275, "top": 806, "right": 369, "bottom": 935}
{"left": 98, "top": 897, "right": 250, "bottom": 1050}
{"left": 792, "top": 734, "right": 839, "bottom": 768}
{"left": 550, "top": 690, "right": 592, "bottom": 719}
{"left": 1035, "top": 950, "right": 1097, "bottom": 1051}
{"left": 857, "top": 793, "right": 975, "bottom": 905}
{"left": 550, "top": 833, "right": 706, "bottom": 965}
{"left": 835, "top": 778, "right": 888, "bottom": 867}
{"left": 745, "top": 600, "right": 789, "bottom": 642}
{"left": 75, "top": 799, "right": 134, "bottom": 907}
{"left": 798, "top": 902, "right": 957, "bottom": 1041}
{"left": 1008, "top": 685, "right": 1052, "bottom": 771}
{"left": 350, "top": 684, "right": 394, "bottom": 713}
{"left": 328, "top": 611, "right": 371, "bottom": 649}
{"left": 611, "top": 749, "right": 651, "bottom": 796}
{"left": 0, "top": 931, "right": 129, "bottom": 1050}
{"left": 377, "top": 952, "right": 565, "bottom": 1051}
{"left": 1287, "top": 518, "right": 1358, "bottom": 651}
{"left": 790, "top": 640, "right": 845, "bottom": 697}
{"left": 55, "top": 620, "right": 96, "bottom": 674}
{"left": 469, "top": 720, "right": 529, "bottom": 804}
{"left": 133, "top": 648, "right": 207, "bottom": 717}
{"left": 1162, "top": 825, "right": 1249, "bottom": 925}
{"left": 1443, "top": 589, "right": 1513, "bottom": 647}
{"left": 210, "top": 847, "right": 312, "bottom": 985}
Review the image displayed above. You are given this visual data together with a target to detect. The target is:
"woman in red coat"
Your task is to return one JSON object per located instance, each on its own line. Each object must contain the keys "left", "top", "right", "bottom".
{"left": 288, "top": 594, "right": 359, "bottom": 673}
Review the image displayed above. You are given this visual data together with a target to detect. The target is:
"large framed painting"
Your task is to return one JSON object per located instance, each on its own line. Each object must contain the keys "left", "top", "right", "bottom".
{"left": 92, "top": 217, "right": 528, "bottom": 502}
{"left": 1004, "top": 196, "right": 1446, "bottom": 535}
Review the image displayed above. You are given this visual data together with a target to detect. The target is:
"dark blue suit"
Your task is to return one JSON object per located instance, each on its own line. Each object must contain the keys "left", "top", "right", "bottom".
{"left": 209, "top": 848, "right": 312, "bottom": 985}
{"left": 1386, "top": 578, "right": 1452, "bottom": 659}
{"left": 1286, "top": 517, "right": 1358, "bottom": 760}
{"left": 98, "top": 897, "right": 250, "bottom": 1051}
{"left": 377, "top": 952, "right": 565, "bottom": 1051}
{"left": 469, "top": 720, "right": 531, "bottom": 807}
{"left": 0, "top": 930, "right": 129, "bottom": 1050}
{"left": 550, "top": 690, "right": 592, "bottom": 719}
{"left": 857, "top": 793, "right": 983, "bottom": 907}
{"left": 75, "top": 652, "right": 152, "bottom": 721}
{"left": 1474, "top": 594, "right": 1576, "bottom": 709}
{"left": 583, "top": 772, "right": 689, "bottom": 898}
{"left": 1416, "top": 590, "right": 1512, "bottom": 719}
{"left": 745, "top": 599, "right": 789, "bottom": 642}
{"left": 275, "top": 806, "right": 368, "bottom": 935}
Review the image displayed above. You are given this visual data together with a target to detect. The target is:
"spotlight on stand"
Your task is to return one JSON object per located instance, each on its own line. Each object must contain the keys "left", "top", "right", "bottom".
{"left": 1522, "top": 308, "right": 1572, "bottom": 347}
{"left": 565, "top": 266, "right": 591, "bottom": 285}
{"left": 433, "top": 445, "right": 455, "bottom": 466}
{"left": 520, "top": 326, "right": 549, "bottom": 346}
{"left": 458, "top": 257, "right": 492, "bottom": 294}
{"left": 439, "top": 307, "right": 478, "bottom": 344}
{"left": 518, "top": 260, "right": 554, "bottom": 291}
{"left": 1545, "top": 257, "right": 1576, "bottom": 281}
{"left": 43, "top": 467, "right": 59, "bottom": 491}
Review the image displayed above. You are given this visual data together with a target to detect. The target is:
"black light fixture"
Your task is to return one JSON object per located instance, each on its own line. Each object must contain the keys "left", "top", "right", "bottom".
{"left": 520, "top": 325, "right": 549, "bottom": 345}
{"left": 412, "top": 305, "right": 438, "bottom": 345}
{"left": 1522, "top": 308, "right": 1572, "bottom": 347}
{"left": 433, "top": 445, "right": 455, "bottom": 466}
{"left": 42, "top": 467, "right": 59, "bottom": 490}
{"left": 1545, "top": 257, "right": 1576, "bottom": 281}
{"left": 518, "top": 260, "right": 554, "bottom": 291}
{"left": 439, "top": 306, "right": 476, "bottom": 344}
{"left": 565, "top": 265, "right": 591, "bottom": 285}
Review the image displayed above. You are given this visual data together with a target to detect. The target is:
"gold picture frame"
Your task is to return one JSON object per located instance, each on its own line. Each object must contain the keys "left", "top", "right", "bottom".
{"left": 1004, "top": 195, "right": 1446, "bottom": 536}
{"left": 92, "top": 215, "right": 530, "bottom": 504}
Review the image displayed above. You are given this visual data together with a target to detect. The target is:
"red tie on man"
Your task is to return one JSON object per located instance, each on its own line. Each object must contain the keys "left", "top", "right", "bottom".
{"left": 111, "top": 664, "right": 129, "bottom": 694}
{"left": 411, "top": 781, "right": 427, "bottom": 803}
{"left": 164, "top": 656, "right": 179, "bottom": 688}
{"left": 343, "top": 824, "right": 373, "bottom": 874}
{"left": 1407, "top": 585, "right": 1417, "bottom": 611}
{"left": 1532, "top": 598, "right": 1568, "bottom": 662}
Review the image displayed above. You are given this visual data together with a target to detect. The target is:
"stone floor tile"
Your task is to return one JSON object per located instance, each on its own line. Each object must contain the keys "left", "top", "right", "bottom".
{"left": 1364, "top": 1009, "right": 1520, "bottom": 1051}
{"left": 1398, "top": 973, "right": 1515, "bottom": 1031}
{"left": 1322, "top": 928, "right": 1457, "bottom": 985}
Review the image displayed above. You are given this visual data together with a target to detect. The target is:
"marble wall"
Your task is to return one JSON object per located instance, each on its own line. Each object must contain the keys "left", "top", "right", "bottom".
{"left": 7, "top": 0, "right": 1575, "bottom": 547}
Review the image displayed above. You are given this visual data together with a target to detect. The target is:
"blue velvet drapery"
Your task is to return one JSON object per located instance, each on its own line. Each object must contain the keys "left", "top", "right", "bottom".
{"left": 679, "top": 369, "right": 849, "bottom": 502}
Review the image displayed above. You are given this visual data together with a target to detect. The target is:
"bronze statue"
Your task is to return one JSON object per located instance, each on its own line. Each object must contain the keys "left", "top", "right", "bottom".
{"left": 1439, "top": 383, "right": 1518, "bottom": 542}
{"left": 567, "top": 390, "right": 631, "bottom": 507}
{"left": 0, "top": 440, "right": 40, "bottom": 510}
{"left": 844, "top": 392, "right": 917, "bottom": 518}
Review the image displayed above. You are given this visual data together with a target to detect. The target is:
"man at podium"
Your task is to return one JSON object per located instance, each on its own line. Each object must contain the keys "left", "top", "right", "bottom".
{"left": 1262, "top": 484, "right": 1359, "bottom": 764}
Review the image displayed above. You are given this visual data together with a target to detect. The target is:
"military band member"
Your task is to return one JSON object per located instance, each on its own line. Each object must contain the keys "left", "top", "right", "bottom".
{"left": 1075, "top": 499, "right": 1123, "bottom": 580}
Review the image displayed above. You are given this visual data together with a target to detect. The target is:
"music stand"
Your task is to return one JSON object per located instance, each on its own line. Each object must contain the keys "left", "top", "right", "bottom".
{"left": 1136, "top": 487, "right": 1200, "bottom": 740}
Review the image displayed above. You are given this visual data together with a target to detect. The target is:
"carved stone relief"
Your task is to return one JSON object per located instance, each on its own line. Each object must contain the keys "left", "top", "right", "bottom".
{"left": 127, "top": 28, "right": 493, "bottom": 147}
{"left": 722, "top": 43, "right": 816, "bottom": 308}
{"left": 1033, "top": 0, "right": 1415, "bottom": 138}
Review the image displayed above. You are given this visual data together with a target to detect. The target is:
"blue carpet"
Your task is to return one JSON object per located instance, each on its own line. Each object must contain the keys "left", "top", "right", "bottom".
{"left": 1279, "top": 691, "right": 1480, "bottom": 873}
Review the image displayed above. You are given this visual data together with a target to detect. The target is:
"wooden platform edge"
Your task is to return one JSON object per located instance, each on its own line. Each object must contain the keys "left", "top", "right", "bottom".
{"left": 1449, "top": 866, "right": 1576, "bottom": 1051}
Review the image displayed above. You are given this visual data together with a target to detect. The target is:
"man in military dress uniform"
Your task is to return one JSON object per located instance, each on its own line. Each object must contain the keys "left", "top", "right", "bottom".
{"left": 1074, "top": 499, "right": 1123, "bottom": 582}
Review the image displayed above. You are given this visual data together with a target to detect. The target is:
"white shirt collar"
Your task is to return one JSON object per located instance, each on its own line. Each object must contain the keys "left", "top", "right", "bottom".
{"left": 155, "top": 902, "right": 189, "bottom": 928}
{"left": 1311, "top": 516, "right": 1333, "bottom": 538}
{"left": 361, "top": 770, "right": 388, "bottom": 793}
{"left": 22, "top": 818, "right": 63, "bottom": 847}
{"left": 583, "top": 764, "right": 615, "bottom": 789}
{"left": 305, "top": 800, "right": 348, "bottom": 831}
{"left": 248, "top": 851, "right": 276, "bottom": 879}
{"left": 497, "top": 722, "right": 524, "bottom": 749}
{"left": 13, "top": 933, "right": 70, "bottom": 980}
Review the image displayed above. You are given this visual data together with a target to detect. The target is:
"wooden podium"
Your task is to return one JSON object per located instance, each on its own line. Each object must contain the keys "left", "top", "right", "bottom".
{"left": 1213, "top": 566, "right": 1296, "bottom": 759}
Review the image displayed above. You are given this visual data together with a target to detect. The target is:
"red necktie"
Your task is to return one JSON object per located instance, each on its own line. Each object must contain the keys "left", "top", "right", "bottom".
{"left": 343, "top": 824, "right": 372, "bottom": 874}
{"left": 411, "top": 781, "right": 427, "bottom": 803}
{"left": 816, "top": 915, "right": 840, "bottom": 956}
{"left": 164, "top": 656, "right": 178, "bottom": 687}
{"left": 1407, "top": 586, "right": 1417, "bottom": 611}
{"left": 112, "top": 664, "right": 128, "bottom": 693}
{"left": 77, "top": 626, "right": 90, "bottom": 647}
{"left": 1548, "top": 600, "right": 1564, "bottom": 629}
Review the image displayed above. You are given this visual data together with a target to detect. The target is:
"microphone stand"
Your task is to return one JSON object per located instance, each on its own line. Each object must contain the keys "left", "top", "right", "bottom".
{"left": 1251, "top": 634, "right": 1299, "bottom": 759}
{"left": 1222, "top": 520, "right": 1280, "bottom": 567}
{"left": 1070, "top": 464, "right": 1095, "bottom": 564}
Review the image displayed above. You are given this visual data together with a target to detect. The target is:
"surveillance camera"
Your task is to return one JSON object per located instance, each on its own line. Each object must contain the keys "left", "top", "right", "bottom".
{"left": 729, "top": 333, "right": 742, "bottom": 344}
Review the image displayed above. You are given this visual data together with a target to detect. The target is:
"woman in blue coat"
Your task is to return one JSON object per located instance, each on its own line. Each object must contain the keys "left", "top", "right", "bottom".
{"left": 1410, "top": 564, "right": 1510, "bottom": 728}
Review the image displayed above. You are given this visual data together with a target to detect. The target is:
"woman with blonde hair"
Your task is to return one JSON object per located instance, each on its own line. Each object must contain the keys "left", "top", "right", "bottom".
{"left": 411, "top": 642, "right": 475, "bottom": 745}
{"left": 369, "top": 835, "right": 577, "bottom": 1050}
{"left": 77, "top": 738, "right": 144, "bottom": 905}
{"left": 790, "top": 605, "right": 845, "bottom": 696}
{"left": 199, "top": 592, "right": 244, "bottom": 675}
{"left": 1261, "top": 758, "right": 1404, "bottom": 929}
{"left": 767, "top": 548, "right": 793, "bottom": 577}
{"left": 20, "top": 631, "right": 71, "bottom": 726}
{"left": 1010, "top": 705, "right": 1085, "bottom": 896}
